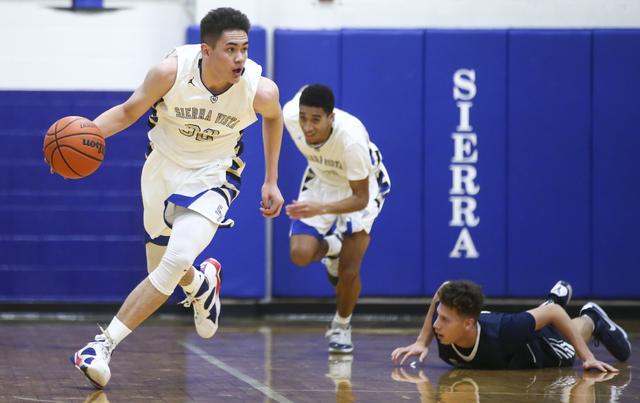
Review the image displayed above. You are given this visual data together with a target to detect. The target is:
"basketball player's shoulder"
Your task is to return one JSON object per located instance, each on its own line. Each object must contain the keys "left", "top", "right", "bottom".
{"left": 254, "top": 76, "right": 280, "bottom": 117}
{"left": 334, "top": 110, "right": 368, "bottom": 143}
{"left": 142, "top": 56, "right": 178, "bottom": 97}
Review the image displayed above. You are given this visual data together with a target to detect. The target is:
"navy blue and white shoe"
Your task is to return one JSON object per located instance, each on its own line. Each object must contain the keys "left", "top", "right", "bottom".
{"left": 71, "top": 327, "right": 115, "bottom": 389}
{"left": 321, "top": 232, "right": 343, "bottom": 287}
{"left": 541, "top": 280, "right": 573, "bottom": 309}
{"left": 179, "top": 258, "right": 223, "bottom": 339}
{"left": 580, "top": 302, "right": 631, "bottom": 362}
{"left": 325, "top": 322, "right": 353, "bottom": 354}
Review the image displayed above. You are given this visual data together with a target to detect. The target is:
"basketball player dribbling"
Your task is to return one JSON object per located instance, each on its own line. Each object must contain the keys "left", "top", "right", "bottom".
{"left": 283, "top": 85, "right": 391, "bottom": 354}
{"left": 66, "top": 7, "right": 284, "bottom": 389}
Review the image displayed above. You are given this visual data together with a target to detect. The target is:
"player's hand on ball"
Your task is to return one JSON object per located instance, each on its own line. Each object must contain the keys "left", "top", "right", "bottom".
{"left": 44, "top": 157, "right": 60, "bottom": 176}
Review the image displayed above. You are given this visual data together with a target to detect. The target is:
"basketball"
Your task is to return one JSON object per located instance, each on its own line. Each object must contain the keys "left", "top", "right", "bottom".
{"left": 44, "top": 116, "right": 105, "bottom": 179}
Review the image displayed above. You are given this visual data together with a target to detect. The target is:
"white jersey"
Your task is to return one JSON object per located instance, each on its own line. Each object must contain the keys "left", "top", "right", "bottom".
{"left": 148, "top": 44, "right": 262, "bottom": 169}
{"left": 283, "top": 91, "right": 380, "bottom": 189}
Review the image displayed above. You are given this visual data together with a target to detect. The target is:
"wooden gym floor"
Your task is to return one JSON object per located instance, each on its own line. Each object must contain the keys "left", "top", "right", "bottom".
{"left": 0, "top": 313, "right": 637, "bottom": 403}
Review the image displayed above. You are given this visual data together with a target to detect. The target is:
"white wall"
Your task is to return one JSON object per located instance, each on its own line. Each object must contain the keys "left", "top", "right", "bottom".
{"left": 200, "top": 0, "right": 640, "bottom": 30}
{"left": 1, "top": 0, "right": 639, "bottom": 90}
{"left": 0, "top": 0, "right": 193, "bottom": 90}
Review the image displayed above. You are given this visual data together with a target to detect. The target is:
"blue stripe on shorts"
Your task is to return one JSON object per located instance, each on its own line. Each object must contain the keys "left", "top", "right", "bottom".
{"left": 290, "top": 219, "right": 323, "bottom": 241}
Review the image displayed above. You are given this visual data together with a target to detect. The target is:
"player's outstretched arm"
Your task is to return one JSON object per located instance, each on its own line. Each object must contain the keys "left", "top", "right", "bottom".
{"left": 391, "top": 281, "right": 449, "bottom": 365}
{"left": 254, "top": 77, "right": 284, "bottom": 218}
{"left": 527, "top": 304, "right": 619, "bottom": 373}
{"left": 94, "top": 57, "right": 177, "bottom": 139}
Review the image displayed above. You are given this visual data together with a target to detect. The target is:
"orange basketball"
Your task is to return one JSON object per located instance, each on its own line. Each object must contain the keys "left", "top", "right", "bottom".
{"left": 44, "top": 116, "right": 105, "bottom": 179}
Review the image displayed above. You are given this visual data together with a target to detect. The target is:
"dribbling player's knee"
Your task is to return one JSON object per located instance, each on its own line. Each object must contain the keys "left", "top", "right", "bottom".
{"left": 290, "top": 247, "right": 314, "bottom": 267}
{"left": 148, "top": 248, "right": 195, "bottom": 295}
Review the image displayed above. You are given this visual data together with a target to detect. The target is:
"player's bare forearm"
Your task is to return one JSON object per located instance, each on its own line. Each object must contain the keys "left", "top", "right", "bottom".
{"left": 94, "top": 105, "right": 139, "bottom": 138}
{"left": 391, "top": 283, "right": 447, "bottom": 365}
{"left": 253, "top": 77, "right": 284, "bottom": 218}
{"left": 254, "top": 77, "right": 283, "bottom": 184}
{"left": 417, "top": 284, "right": 445, "bottom": 345}
{"left": 259, "top": 114, "right": 284, "bottom": 218}
{"left": 285, "top": 194, "right": 367, "bottom": 220}
{"left": 285, "top": 177, "right": 369, "bottom": 219}
{"left": 262, "top": 114, "right": 283, "bottom": 184}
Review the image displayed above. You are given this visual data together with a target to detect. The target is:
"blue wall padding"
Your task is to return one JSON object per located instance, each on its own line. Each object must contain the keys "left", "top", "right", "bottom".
{"left": 0, "top": 91, "right": 147, "bottom": 302}
{"left": 341, "top": 30, "right": 424, "bottom": 296}
{"left": 186, "top": 25, "right": 199, "bottom": 45}
{"left": 274, "top": 30, "right": 342, "bottom": 106}
{"left": 3, "top": 28, "right": 640, "bottom": 302}
{"left": 506, "top": 30, "right": 592, "bottom": 297}
{"left": 423, "top": 30, "right": 508, "bottom": 297}
{"left": 272, "top": 30, "right": 342, "bottom": 297}
{"left": 592, "top": 30, "right": 640, "bottom": 298}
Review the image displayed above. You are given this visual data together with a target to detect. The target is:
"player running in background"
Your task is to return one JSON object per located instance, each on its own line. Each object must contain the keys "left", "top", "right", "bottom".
{"left": 392, "top": 280, "right": 630, "bottom": 371}
{"left": 69, "top": 7, "right": 284, "bottom": 388}
{"left": 283, "top": 84, "right": 391, "bottom": 353}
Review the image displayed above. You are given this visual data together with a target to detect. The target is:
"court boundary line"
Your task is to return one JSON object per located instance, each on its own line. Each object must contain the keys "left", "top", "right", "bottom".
{"left": 179, "top": 340, "right": 294, "bottom": 403}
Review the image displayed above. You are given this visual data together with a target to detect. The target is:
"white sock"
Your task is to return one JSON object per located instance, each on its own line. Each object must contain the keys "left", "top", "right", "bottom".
{"left": 106, "top": 316, "right": 132, "bottom": 345}
{"left": 182, "top": 267, "right": 205, "bottom": 295}
{"left": 325, "top": 234, "right": 342, "bottom": 257}
{"left": 333, "top": 312, "right": 352, "bottom": 325}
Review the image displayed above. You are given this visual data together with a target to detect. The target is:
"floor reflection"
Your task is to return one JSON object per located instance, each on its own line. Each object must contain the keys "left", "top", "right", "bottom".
{"left": 327, "top": 353, "right": 355, "bottom": 403}
{"left": 391, "top": 363, "right": 633, "bottom": 403}
{"left": 83, "top": 389, "right": 109, "bottom": 402}
{"left": 0, "top": 317, "right": 636, "bottom": 402}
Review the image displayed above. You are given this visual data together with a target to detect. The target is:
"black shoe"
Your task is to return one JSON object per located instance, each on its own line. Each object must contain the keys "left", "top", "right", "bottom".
{"left": 580, "top": 302, "right": 631, "bottom": 362}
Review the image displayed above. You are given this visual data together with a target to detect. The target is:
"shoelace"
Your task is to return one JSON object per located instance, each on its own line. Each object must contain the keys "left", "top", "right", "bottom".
{"left": 178, "top": 294, "right": 206, "bottom": 322}
{"left": 94, "top": 324, "right": 116, "bottom": 355}
{"left": 178, "top": 294, "right": 197, "bottom": 309}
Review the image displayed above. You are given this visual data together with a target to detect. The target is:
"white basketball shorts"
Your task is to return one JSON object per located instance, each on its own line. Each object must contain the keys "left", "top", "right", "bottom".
{"left": 141, "top": 147, "right": 245, "bottom": 241}
{"left": 290, "top": 163, "right": 391, "bottom": 239}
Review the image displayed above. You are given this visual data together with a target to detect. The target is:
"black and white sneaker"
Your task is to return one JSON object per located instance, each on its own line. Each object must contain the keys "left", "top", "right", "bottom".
{"left": 580, "top": 302, "right": 631, "bottom": 362}
{"left": 321, "top": 256, "right": 339, "bottom": 287}
{"left": 321, "top": 232, "right": 343, "bottom": 287}
{"left": 541, "top": 280, "right": 573, "bottom": 308}
{"left": 325, "top": 323, "right": 353, "bottom": 354}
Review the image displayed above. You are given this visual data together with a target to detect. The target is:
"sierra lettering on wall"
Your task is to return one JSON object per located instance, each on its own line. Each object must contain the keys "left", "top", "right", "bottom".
{"left": 449, "top": 69, "right": 480, "bottom": 258}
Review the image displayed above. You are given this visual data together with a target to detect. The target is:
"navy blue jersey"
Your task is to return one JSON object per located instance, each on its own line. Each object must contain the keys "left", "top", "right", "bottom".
{"left": 433, "top": 306, "right": 575, "bottom": 369}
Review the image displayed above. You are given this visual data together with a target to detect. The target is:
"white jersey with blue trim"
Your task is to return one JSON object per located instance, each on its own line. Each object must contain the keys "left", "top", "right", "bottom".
{"left": 283, "top": 91, "right": 379, "bottom": 189}
{"left": 148, "top": 44, "right": 262, "bottom": 169}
